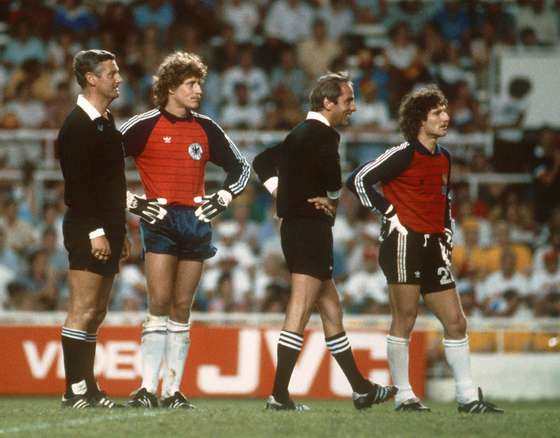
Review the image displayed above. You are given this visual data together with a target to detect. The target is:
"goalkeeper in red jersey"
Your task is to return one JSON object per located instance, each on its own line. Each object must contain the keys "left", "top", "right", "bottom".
{"left": 121, "top": 52, "right": 250, "bottom": 409}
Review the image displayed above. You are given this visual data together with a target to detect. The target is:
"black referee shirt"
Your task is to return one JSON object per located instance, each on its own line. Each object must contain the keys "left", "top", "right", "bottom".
{"left": 58, "top": 97, "right": 126, "bottom": 230}
{"left": 253, "top": 116, "right": 342, "bottom": 224}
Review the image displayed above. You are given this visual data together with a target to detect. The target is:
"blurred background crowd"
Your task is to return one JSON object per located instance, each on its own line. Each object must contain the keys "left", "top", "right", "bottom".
{"left": 0, "top": 0, "right": 559, "bottom": 321}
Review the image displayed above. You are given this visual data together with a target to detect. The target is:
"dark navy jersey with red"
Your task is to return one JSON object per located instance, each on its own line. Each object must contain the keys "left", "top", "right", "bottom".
{"left": 120, "top": 108, "right": 250, "bottom": 207}
{"left": 346, "top": 140, "right": 452, "bottom": 234}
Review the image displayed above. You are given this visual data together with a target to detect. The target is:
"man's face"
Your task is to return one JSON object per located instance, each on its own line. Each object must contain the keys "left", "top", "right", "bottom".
{"left": 169, "top": 76, "right": 203, "bottom": 111}
{"left": 330, "top": 82, "right": 356, "bottom": 127}
{"left": 420, "top": 104, "right": 449, "bottom": 139}
{"left": 93, "top": 60, "right": 121, "bottom": 101}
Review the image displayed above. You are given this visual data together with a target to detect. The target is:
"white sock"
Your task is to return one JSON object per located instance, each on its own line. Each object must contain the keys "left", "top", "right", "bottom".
{"left": 443, "top": 336, "right": 477, "bottom": 404}
{"left": 387, "top": 335, "right": 416, "bottom": 404}
{"left": 140, "top": 314, "right": 168, "bottom": 394}
{"left": 161, "top": 319, "right": 191, "bottom": 399}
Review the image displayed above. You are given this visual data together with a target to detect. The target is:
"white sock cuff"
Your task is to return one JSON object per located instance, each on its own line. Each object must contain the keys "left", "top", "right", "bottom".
{"left": 278, "top": 331, "right": 303, "bottom": 351}
{"left": 387, "top": 335, "right": 409, "bottom": 346}
{"left": 142, "top": 314, "right": 168, "bottom": 335}
{"left": 167, "top": 319, "right": 190, "bottom": 333}
{"left": 443, "top": 336, "right": 469, "bottom": 348}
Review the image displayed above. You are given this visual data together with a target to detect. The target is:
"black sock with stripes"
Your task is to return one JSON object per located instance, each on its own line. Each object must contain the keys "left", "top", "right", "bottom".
{"left": 85, "top": 332, "right": 99, "bottom": 395}
{"left": 326, "top": 332, "right": 373, "bottom": 394}
{"left": 272, "top": 330, "right": 303, "bottom": 403}
{"left": 61, "top": 327, "right": 90, "bottom": 398}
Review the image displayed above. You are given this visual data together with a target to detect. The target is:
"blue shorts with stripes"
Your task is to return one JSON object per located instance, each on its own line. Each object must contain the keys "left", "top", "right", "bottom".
{"left": 140, "top": 205, "right": 216, "bottom": 261}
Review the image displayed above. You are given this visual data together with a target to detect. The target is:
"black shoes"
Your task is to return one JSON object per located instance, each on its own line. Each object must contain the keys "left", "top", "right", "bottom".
{"left": 352, "top": 384, "right": 398, "bottom": 410}
{"left": 265, "top": 395, "right": 310, "bottom": 412}
{"left": 395, "top": 398, "right": 431, "bottom": 412}
{"left": 61, "top": 394, "right": 91, "bottom": 409}
{"left": 160, "top": 391, "right": 195, "bottom": 409}
{"left": 458, "top": 388, "right": 504, "bottom": 414}
{"left": 127, "top": 388, "right": 159, "bottom": 408}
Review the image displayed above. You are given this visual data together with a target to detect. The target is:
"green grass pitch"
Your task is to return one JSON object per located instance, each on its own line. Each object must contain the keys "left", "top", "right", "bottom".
{"left": 0, "top": 398, "right": 558, "bottom": 437}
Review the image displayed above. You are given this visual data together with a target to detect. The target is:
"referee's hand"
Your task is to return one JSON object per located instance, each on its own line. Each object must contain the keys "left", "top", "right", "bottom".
{"left": 308, "top": 197, "right": 336, "bottom": 218}
{"left": 91, "top": 236, "right": 111, "bottom": 263}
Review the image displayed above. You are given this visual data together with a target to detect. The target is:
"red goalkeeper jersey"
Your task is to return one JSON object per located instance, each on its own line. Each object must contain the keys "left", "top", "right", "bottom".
{"left": 120, "top": 108, "right": 250, "bottom": 207}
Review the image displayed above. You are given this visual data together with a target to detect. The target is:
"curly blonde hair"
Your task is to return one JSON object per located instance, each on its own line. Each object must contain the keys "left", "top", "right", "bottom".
{"left": 152, "top": 52, "right": 208, "bottom": 107}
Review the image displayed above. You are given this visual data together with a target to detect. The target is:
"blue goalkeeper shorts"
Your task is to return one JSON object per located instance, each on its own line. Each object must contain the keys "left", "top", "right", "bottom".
{"left": 140, "top": 205, "right": 216, "bottom": 261}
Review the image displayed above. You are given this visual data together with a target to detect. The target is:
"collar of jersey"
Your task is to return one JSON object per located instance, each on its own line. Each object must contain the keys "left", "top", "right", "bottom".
{"left": 160, "top": 107, "right": 194, "bottom": 123}
{"left": 411, "top": 139, "right": 441, "bottom": 156}
{"left": 306, "top": 111, "right": 330, "bottom": 127}
{"left": 77, "top": 94, "right": 103, "bottom": 121}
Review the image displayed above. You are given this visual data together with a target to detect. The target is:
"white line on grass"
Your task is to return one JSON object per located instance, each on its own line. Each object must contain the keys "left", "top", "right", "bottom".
{"left": 0, "top": 410, "right": 174, "bottom": 435}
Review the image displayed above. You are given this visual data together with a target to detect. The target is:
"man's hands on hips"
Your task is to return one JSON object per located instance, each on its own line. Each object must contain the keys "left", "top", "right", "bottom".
{"left": 194, "top": 190, "right": 233, "bottom": 222}
{"left": 126, "top": 191, "right": 167, "bottom": 224}
{"left": 383, "top": 205, "right": 408, "bottom": 237}
{"left": 91, "top": 235, "right": 111, "bottom": 263}
{"left": 308, "top": 197, "right": 337, "bottom": 218}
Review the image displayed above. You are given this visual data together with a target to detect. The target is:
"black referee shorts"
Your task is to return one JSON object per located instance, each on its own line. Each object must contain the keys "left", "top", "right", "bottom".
{"left": 63, "top": 214, "right": 125, "bottom": 276}
{"left": 280, "top": 217, "right": 333, "bottom": 280}
{"left": 379, "top": 229, "right": 455, "bottom": 294}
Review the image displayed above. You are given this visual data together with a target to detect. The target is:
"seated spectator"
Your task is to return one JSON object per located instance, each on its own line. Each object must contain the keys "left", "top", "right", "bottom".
{"left": 1, "top": 82, "right": 47, "bottom": 129}
{"left": 222, "top": 45, "right": 270, "bottom": 104}
{"left": 221, "top": 0, "right": 259, "bottom": 44}
{"left": 476, "top": 249, "right": 530, "bottom": 317}
{"left": 515, "top": 0, "right": 559, "bottom": 46}
{"left": 482, "top": 220, "right": 532, "bottom": 276}
{"left": 221, "top": 83, "right": 264, "bottom": 129}
{"left": 270, "top": 46, "right": 308, "bottom": 103}
{"left": 297, "top": 18, "right": 342, "bottom": 80}
{"left": 343, "top": 244, "right": 388, "bottom": 314}
{"left": 351, "top": 78, "right": 393, "bottom": 132}
{"left": 531, "top": 250, "right": 560, "bottom": 316}
{"left": 113, "top": 257, "right": 147, "bottom": 311}
{"left": 132, "top": 0, "right": 174, "bottom": 31}
{"left": 447, "top": 80, "right": 486, "bottom": 134}
{"left": 264, "top": 86, "right": 305, "bottom": 130}
{"left": 452, "top": 217, "right": 487, "bottom": 281}
{"left": 264, "top": 0, "right": 314, "bottom": 45}
{"left": 353, "top": 48, "right": 390, "bottom": 107}
{"left": 16, "top": 249, "right": 59, "bottom": 310}
{"left": 318, "top": 0, "right": 355, "bottom": 39}
{"left": 0, "top": 198, "right": 38, "bottom": 257}
{"left": 385, "top": 0, "right": 435, "bottom": 35}
{"left": 53, "top": 0, "right": 97, "bottom": 35}
{"left": 254, "top": 251, "right": 290, "bottom": 310}
{"left": 456, "top": 280, "right": 483, "bottom": 318}
{"left": 2, "top": 21, "right": 47, "bottom": 67}
{"left": 260, "top": 282, "right": 290, "bottom": 313}
{"left": 37, "top": 227, "right": 67, "bottom": 288}
{"left": 533, "top": 228, "right": 560, "bottom": 274}
{"left": 0, "top": 227, "right": 22, "bottom": 275}
{"left": 532, "top": 126, "right": 560, "bottom": 223}
{"left": 431, "top": 1, "right": 472, "bottom": 45}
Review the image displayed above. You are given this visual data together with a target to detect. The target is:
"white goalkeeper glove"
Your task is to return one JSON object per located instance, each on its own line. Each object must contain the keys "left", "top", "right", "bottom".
{"left": 384, "top": 205, "right": 408, "bottom": 236}
{"left": 194, "top": 189, "right": 232, "bottom": 223}
{"left": 126, "top": 191, "right": 167, "bottom": 224}
{"left": 440, "top": 227, "right": 453, "bottom": 266}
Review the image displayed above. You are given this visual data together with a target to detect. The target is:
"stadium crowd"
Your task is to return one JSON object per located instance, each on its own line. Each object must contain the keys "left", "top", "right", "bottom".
{"left": 0, "top": 0, "right": 559, "bottom": 320}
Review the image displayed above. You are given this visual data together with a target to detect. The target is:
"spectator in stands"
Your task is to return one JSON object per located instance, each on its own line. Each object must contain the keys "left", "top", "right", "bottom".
{"left": 270, "top": 46, "right": 308, "bottom": 104}
{"left": 1, "top": 82, "right": 47, "bottom": 129}
{"left": 533, "top": 228, "right": 560, "bottom": 275}
{"left": 351, "top": 78, "right": 392, "bottom": 133}
{"left": 516, "top": 0, "right": 559, "bottom": 46}
{"left": 222, "top": 45, "right": 270, "bottom": 105}
{"left": 477, "top": 249, "right": 530, "bottom": 318}
{"left": 352, "top": 48, "right": 390, "bottom": 107}
{"left": 53, "top": 0, "right": 98, "bottom": 34}
{"left": 98, "top": 1, "right": 135, "bottom": 50}
{"left": 383, "top": 21, "right": 430, "bottom": 114}
{"left": 385, "top": 0, "right": 435, "bottom": 35}
{"left": 7, "top": 0, "right": 54, "bottom": 40}
{"left": 531, "top": 249, "right": 560, "bottom": 316}
{"left": 431, "top": 1, "right": 472, "bottom": 46}
{"left": 343, "top": 244, "right": 388, "bottom": 314}
{"left": 0, "top": 198, "right": 37, "bottom": 256}
{"left": 352, "top": 0, "right": 385, "bottom": 25}
{"left": 491, "top": 76, "right": 532, "bottom": 172}
{"left": 43, "top": 83, "right": 75, "bottom": 129}
{"left": 447, "top": 80, "right": 486, "bottom": 134}
{"left": 452, "top": 217, "right": 487, "bottom": 282}
{"left": 265, "top": 86, "right": 305, "bottom": 130}
{"left": 260, "top": 282, "right": 290, "bottom": 313}
{"left": 17, "top": 249, "right": 59, "bottom": 311}
{"left": 113, "top": 258, "right": 147, "bottom": 311}
{"left": 230, "top": 202, "right": 260, "bottom": 253}
{"left": 532, "top": 127, "right": 560, "bottom": 223}
{"left": 297, "top": 18, "right": 342, "bottom": 80}
{"left": 318, "top": 0, "right": 355, "bottom": 39}
{"left": 221, "top": 0, "right": 260, "bottom": 44}
{"left": 0, "top": 227, "right": 21, "bottom": 275}
{"left": 2, "top": 21, "right": 47, "bottom": 67}
{"left": 481, "top": 0, "right": 517, "bottom": 46}
{"left": 254, "top": 251, "right": 290, "bottom": 311}
{"left": 221, "top": 83, "right": 265, "bottom": 129}
{"left": 132, "top": 0, "right": 174, "bottom": 32}
{"left": 264, "top": 0, "right": 314, "bottom": 44}
{"left": 483, "top": 220, "right": 532, "bottom": 276}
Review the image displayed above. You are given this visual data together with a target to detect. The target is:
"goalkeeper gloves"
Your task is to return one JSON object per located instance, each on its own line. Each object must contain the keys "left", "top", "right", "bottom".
{"left": 383, "top": 205, "right": 408, "bottom": 237}
{"left": 194, "top": 189, "right": 232, "bottom": 223}
{"left": 126, "top": 191, "right": 167, "bottom": 224}
{"left": 440, "top": 227, "right": 453, "bottom": 265}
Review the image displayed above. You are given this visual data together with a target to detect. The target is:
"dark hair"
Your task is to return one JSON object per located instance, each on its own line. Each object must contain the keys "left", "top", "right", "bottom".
{"left": 398, "top": 85, "right": 448, "bottom": 142}
{"left": 309, "top": 71, "right": 351, "bottom": 111}
{"left": 153, "top": 52, "right": 208, "bottom": 107}
{"left": 508, "top": 77, "right": 532, "bottom": 99}
{"left": 73, "top": 49, "right": 116, "bottom": 89}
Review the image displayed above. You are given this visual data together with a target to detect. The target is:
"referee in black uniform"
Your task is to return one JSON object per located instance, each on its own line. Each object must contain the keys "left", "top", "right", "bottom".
{"left": 253, "top": 72, "right": 396, "bottom": 411}
{"left": 57, "top": 50, "right": 129, "bottom": 409}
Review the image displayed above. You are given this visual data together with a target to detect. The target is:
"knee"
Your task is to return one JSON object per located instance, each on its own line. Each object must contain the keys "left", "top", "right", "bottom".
{"left": 68, "top": 306, "right": 100, "bottom": 328}
{"left": 149, "top": 295, "right": 172, "bottom": 314}
{"left": 393, "top": 310, "right": 417, "bottom": 334}
{"left": 170, "top": 296, "right": 193, "bottom": 320}
{"left": 444, "top": 313, "right": 467, "bottom": 338}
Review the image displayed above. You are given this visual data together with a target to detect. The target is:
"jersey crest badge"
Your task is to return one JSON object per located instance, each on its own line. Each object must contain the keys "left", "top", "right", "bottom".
{"left": 163, "top": 136, "right": 172, "bottom": 143}
{"left": 188, "top": 143, "right": 203, "bottom": 160}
